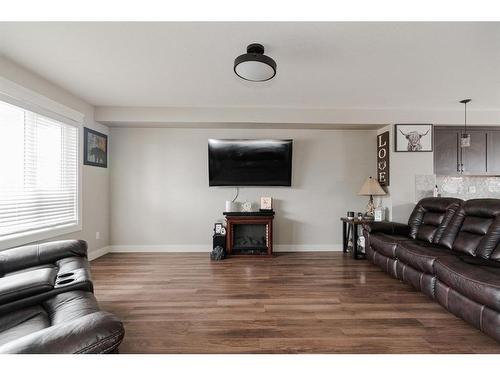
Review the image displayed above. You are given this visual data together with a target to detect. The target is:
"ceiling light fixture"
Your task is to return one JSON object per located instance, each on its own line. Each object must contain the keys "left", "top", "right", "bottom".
{"left": 460, "top": 99, "right": 471, "bottom": 148}
{"left": 234, "top": 43, "right": 277, "bottom": 82}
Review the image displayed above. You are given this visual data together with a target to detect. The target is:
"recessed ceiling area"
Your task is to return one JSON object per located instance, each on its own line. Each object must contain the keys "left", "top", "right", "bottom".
{"left": 0, "top": 22, "right": 499, "bottom": 126}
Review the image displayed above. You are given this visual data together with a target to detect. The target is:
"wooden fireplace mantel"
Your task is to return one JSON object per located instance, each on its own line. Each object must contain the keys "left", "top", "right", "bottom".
{"left": 224, "top": 211, "right": 274, "bottom": 256}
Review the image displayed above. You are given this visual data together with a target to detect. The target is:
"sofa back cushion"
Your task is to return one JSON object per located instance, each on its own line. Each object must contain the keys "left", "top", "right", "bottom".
{"left": 407, "top": 197, "right": 463, "bottom": 245}
{"left": 0, "top": 240, "right": 87, "bottom": 276}
{"left": 445, "top": 199, "right": 500, "bottom": 259}
{"left": 489, "top": 242, "right": 500, "bottom": 262}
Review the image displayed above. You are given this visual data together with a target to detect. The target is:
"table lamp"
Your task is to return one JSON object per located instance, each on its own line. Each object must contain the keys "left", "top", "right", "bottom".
{"left": 358, "top": 176, "right": 386, "bottom": 217}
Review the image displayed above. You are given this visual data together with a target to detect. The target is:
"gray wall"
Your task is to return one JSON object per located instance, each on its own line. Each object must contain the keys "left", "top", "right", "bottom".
{"left": 0, "top": 57, "right": 110, "bottom": 258}
{"left": 110, "top": 127, "right": 376, "bottom": 251}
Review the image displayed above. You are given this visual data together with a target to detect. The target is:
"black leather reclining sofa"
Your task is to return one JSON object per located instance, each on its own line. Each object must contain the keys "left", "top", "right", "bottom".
{"left": 363, "top": 197, "right": 500, "bottom": 342}
{"left": 0, "top": 240, "right": 124, "bottom": 353}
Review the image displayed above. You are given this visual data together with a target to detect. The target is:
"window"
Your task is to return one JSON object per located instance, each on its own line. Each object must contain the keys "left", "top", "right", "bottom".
{"left": 0, "top": 99, "right": 80, "bottom": 248}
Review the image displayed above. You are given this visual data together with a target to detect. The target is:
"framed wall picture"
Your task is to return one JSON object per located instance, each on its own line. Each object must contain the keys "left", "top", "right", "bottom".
{"left": 84, "top": 127, "right": 108, "bottom": 168}
{"left": 394, "top": 124, "right": 433, "bottom": 152}
{"left": 260, "top": 197, "right": 273, "bottom": 211}
{"left": 214, "top": 222, "right": 223, "bottom": 234}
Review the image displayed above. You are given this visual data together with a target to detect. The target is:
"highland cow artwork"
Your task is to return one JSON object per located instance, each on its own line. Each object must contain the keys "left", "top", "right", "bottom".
{"left": 84, "top": 128, "right": 108, "bottom": 168}
{"left": 395, "top": 124, "right": 433, "bottom": 152}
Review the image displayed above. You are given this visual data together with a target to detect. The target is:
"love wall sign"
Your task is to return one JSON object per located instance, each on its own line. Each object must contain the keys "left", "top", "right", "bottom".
{"left": 377, "top": 131, "right": 390, "bottom": 186}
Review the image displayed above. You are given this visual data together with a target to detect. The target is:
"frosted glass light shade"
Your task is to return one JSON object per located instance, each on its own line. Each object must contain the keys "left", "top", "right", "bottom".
{"left": 461, "top": 133, "right": 471, "bottom": 148}
{"left": 234, "top": 43, "right": 277, "bottom": 82}
{"left": 234, "top": 60, "right": 276, "bottom": 82}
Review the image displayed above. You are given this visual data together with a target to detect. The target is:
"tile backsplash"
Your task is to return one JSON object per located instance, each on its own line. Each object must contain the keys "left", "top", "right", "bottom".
{"left": 415, "top": 175, "right": 500, "bottom": 202}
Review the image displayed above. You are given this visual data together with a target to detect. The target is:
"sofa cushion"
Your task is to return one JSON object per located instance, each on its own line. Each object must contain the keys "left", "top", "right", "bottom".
{"left": 435, "top": 256, "right": 500, "bottom": 312}
{"left": 369, "top": 232, "right": 412, "bottom": 258}
{"left": 0, "top": 267, "right": 57, "bottom": 305}
{"left": 0, "top": 256, "right": 93, "bottom": 315}
{"left": 444, "top": 199, "right": 500, "bottom": 258}
{"left": 395, "top": 261, "right": 436, "bottom": 298}
{"left": 44, "top": 289, "right": 100, "bottom": 325}
{"left": 0, "top": 306, "right": 49, "bottom": 346}
{"left": 371, "top": 250, "right": 398, "bottom": 278}
{"left": 395, "top": 241, "right": 454, "bottom": 274}
{"left": 407, "top": 197, "right": 462, "bottom": 245}
{"left": 0, "top": 240, "right": 87, "bottom": 276}
{"left": 0, "top": 291, "right": 125, "bottom": 354}
{"left": 458, "top": 255, "right": 500, "bottom": 268}
{"left": 362, "top": 221, "right": 411, "bottom": 236}
{"left": 435, "top": 279, "right": 500, "bottom": 342}
{"left": 490, "top": 242, "right": 500, "bottom": 262}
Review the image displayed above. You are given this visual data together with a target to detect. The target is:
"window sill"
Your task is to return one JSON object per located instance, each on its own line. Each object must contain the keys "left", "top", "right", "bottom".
{"left": 0, "top": 223, "right": 82, "bottom": 251}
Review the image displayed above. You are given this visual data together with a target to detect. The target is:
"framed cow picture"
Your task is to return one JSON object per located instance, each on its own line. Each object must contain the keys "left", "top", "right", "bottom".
{"left": 394, "top": 124, "right": 433, "bottom": 152}
{"left": 84, "top": 127, "right": 108, "bottom": 168}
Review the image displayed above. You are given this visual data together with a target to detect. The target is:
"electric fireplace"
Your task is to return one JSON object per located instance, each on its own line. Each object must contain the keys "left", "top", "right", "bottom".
{"left": 224, "top": 211, "right": 274, "bottom": 256}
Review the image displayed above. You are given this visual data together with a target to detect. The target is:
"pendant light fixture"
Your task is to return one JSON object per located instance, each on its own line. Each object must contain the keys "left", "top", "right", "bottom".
{"left": 460, "top": 99, "right": 471, "bottom": 148}
{"left": 234, "top": 43, "right": 277, "bottom": 82}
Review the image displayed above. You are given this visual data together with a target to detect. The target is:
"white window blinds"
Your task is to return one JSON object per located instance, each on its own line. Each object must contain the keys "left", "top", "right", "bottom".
{"left": 0, "top": 99, "right": 79, "bottom": 241}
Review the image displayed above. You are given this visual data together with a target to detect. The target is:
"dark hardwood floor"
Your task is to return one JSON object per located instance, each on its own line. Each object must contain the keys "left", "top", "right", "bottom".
{"left": 90, "top": 252, "right": 500, "bottom": 353}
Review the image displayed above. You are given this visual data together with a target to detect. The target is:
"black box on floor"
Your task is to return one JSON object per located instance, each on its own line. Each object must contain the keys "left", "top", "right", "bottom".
{"left": 212, "top": 234, "right": 226, "bottom": 251}
{"left": 211, "top": 234, "right": 226, "bottom": 261}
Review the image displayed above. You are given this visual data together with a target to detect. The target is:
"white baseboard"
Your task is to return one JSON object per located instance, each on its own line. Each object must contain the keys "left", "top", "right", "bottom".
{"left": 110, "top": 245, "right": 209, "bottom": 252}
{"left": 108, "top": 244, "right": 342, "bottom": 253}
{"left": 274, "top": 244, "right": 342, "bottom": 252}
{"left": 88, "top": 246, "right": 111, "bottom": 260}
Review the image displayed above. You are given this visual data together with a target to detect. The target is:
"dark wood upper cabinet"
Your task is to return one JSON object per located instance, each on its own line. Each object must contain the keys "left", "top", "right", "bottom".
{"left": 434, "top": 127, "right": 499, "bottom": 176}
{"left": 487, "top": 131, "right": 500, "bottom": 174}
{"left": 461, "top": 130, "right": 487, "bottom": 174}
{"left": 434, "top": 129, "right": 459, "bottom": 175}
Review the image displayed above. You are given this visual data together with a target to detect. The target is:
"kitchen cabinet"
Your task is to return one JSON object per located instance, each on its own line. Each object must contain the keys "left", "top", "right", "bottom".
{"left": 434, "top": 127, "right": 499, "bottom": 175}
{"left": 487, "top": 130, "right": 500, "bottom": 174}
{"left": 434, "top": 129, "right": 459, "bottom": 175}
{"left": 461, "top": 130, "right": 487, "bottom": 174}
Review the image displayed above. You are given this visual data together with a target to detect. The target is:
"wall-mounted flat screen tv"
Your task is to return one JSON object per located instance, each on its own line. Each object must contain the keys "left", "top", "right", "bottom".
{"left": 208, "top": 139, "right": 293, "bottom": 186}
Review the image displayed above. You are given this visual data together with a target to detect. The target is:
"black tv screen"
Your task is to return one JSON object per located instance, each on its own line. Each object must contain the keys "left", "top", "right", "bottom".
{"left": 208, "top": 139, "right": 293, "bottom": 186}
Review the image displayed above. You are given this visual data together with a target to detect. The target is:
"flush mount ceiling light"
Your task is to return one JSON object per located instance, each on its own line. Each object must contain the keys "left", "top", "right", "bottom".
{"left": 234, "top": 43, "right": 277, "bottom": 82}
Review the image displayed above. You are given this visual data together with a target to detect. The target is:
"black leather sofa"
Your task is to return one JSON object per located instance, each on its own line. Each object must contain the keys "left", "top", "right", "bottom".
{"left": 0, "top": 240, "right": 124, "bottom": 353}
{"left": 363, "top": 197, "right": 500, "bottom": 342}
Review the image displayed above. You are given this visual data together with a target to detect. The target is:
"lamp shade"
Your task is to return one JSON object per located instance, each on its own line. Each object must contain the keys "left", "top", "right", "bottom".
{"left": 358, "top": 176, "right": 386, "bottom": 196}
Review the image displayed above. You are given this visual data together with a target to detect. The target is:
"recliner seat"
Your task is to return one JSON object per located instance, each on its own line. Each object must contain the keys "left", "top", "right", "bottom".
{"left": 365, "top": 197, "right": 462, "bottom": 261}
{"left": 0, "top": 240, "right": 124, "bottom": 353}
{"left": 0, "top": 240, "right": 93, "bottom": 315}
{"left": 0, "top": 290, "right": 124, "bottom": 353}
{"left": 364, "top": 198, "right": 500, "bottom": 343}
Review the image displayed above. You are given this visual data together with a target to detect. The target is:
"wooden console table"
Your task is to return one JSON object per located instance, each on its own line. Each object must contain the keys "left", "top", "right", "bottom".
{"left": 224, "top": 211, "right": 274, "bottom": 256}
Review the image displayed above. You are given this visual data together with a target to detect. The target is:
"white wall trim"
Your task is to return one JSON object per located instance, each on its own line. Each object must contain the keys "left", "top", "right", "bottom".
{"left": 0, "top": 76, "right": 85, "bottom": 124}
{"left": 110, "top": 245, "right": 210, "bottom": 253}
{"left": 88, "top": 246, "right": 111, "bottom": 261}
{"left": 108, "top": 244, "right": 343, "bottom": 253}
{"left": 96, "top": 105, "right": 500, "bottom": 127}
{"left": 274, "top": 244, "right": 342, "bottom": 252}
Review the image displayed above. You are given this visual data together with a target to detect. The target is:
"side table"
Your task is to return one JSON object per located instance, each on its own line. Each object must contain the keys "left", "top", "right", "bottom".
{"left": 340, "top": 217, "right": 374, "bottom": 260}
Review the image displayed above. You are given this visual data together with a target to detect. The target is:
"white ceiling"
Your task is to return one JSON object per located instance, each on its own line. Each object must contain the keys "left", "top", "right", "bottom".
{"left": 0, "top": 22, "right": 499, "bottom": 125}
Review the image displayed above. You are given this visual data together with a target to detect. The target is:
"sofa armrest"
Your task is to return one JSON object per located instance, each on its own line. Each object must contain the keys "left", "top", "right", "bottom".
{"left": 363, "top": 221, "right": 411, "bottom": 236}
{"left": 0, "top": 240, "right": 88, "bottom": 275}
{"left": 0, "top": 311, "right": 124, "bottom": 354}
